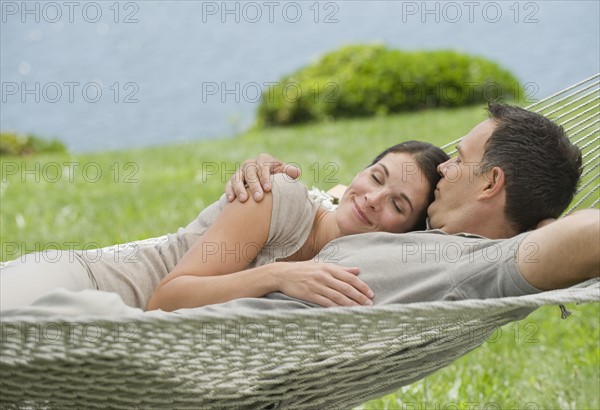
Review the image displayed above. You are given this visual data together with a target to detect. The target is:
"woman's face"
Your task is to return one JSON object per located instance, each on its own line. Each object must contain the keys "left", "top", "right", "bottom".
{"left": 336, "top": 152, "right": 431, "bottom": 235}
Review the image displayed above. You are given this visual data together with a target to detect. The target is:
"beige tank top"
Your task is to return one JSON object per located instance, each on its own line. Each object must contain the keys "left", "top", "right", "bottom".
{"left": 87, "top": 174, "right": 320, "bottom": 309}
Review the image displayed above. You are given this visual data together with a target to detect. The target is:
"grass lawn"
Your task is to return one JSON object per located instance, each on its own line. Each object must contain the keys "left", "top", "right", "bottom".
{"left": 1, "top": 104, "right": 598, "bottom": 408}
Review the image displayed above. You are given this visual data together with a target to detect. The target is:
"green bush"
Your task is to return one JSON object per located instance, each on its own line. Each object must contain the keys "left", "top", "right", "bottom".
{"left": 0, "top": 132, "right": 67, "bottom": 156}
{"left": 256, "top": 44, "right": 524, "bottom": 127}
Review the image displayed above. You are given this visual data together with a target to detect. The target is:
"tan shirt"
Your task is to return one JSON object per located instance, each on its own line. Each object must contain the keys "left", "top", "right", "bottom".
{"left": 198, "top": 229, "right": 542, "bottom": 320}
{"left": 85, "top": 175, "right": 319, "bottom": 309}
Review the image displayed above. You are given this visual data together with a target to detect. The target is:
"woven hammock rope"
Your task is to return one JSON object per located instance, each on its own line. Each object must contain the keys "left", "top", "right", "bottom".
{"left": 1, "top": 75, "right": 599, "bottom": 409}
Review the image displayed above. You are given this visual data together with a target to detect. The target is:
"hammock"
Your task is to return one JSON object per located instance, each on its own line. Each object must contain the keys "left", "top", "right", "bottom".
{"left": 1, "top": 75, "right": 599, "bottom": 409}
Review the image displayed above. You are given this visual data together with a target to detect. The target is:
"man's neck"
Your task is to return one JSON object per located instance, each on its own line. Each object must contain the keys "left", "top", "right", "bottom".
{"left": 439, "top": 216, "right": 519, "bottom": 239}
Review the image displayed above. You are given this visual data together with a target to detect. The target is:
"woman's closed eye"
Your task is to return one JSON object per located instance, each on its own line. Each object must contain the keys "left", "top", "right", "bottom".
{"left": 371, "top": 172, "right": 404, "bottom": 213}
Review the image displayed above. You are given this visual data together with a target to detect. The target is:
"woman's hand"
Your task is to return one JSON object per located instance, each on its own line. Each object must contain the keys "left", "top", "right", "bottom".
{"left": 270, "top": 260, "right": 374, "bottom": 307}
{"left": 225, "top": 153, "right": 301, "bottom": 203}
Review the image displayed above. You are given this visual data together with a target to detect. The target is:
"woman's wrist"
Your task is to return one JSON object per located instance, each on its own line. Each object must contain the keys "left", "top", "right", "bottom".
{"left": 260, "top": 262, "right": 284, "bottom": 294}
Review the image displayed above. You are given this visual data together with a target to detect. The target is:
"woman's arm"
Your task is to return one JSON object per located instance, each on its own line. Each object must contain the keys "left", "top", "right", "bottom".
{"left": 146, "top": 190, "right": 374, "bottom": 311}
{"left": 146, "top": 260, "right": 374, "bottom": 311}
{"left": 146, "top": 263, "right": 275, "bottom": 311}
{"left": 147, "top": 190, "right": 274, "bottom": 310}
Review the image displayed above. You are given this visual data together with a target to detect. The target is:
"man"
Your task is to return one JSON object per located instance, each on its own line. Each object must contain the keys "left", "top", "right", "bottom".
{"left": 224, "top": 103, "right": 599, "bottom": 304}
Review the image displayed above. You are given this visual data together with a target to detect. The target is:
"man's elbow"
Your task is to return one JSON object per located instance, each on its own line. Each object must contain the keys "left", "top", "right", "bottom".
{"left": 573, "top": 209, "right": 600, "bottom": 281}
{"left": 523, "top": 209, "right": 599, "bottom": 290}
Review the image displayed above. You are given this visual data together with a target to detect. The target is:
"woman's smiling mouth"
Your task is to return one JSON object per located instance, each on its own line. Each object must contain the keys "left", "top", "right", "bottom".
{"left": 352, "top": 198, "right": 371, "bottom": 225}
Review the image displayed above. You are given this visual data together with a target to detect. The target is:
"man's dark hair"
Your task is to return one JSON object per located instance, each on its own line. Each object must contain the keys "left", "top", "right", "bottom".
{"left": 370, "top": 140, "right": 450, "bottom": 231}
{"left": 479, "top": 102, "right": 582, "bottom": 232}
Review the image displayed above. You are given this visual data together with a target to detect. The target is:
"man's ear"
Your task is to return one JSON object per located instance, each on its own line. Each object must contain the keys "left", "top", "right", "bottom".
{"left": 479, "top": 166, "right": 505, "bottom": 200}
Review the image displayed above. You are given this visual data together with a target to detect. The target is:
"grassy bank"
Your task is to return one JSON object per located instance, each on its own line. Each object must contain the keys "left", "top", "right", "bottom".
{"left": 0, "top": 105, "right": 598, "bottom": 408}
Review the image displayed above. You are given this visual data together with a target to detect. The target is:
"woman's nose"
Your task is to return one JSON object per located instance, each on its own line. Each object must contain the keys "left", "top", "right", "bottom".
{"left": 365, "top": 190, "right": 383, "bottom": 209}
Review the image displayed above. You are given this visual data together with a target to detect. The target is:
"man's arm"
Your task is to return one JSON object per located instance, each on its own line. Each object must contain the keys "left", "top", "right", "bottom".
{"left": 518, "top": 209, "right": 600, "bottom": 290}
{"left": 225, "top": 153, "right": 301, "bottom": 202}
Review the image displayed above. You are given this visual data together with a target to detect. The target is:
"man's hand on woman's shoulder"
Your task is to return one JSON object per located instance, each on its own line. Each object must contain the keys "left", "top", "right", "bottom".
{"left": 225, "top": 153, "right": 301, "bottom": 203}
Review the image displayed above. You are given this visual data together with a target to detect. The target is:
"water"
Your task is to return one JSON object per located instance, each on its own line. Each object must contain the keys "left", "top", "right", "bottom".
{"left": 1, "top": 1, "right": 599, "bottom": 152}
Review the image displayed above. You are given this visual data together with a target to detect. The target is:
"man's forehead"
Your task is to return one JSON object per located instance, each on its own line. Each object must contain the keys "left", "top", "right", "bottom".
{"left": 460, "top": 119, "right": 496, "bottom": 152}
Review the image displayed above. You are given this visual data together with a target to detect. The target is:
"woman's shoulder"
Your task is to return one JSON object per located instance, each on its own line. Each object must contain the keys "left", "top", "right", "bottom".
{"left": 269, "top": 174, "right": 311, "bottom": 202}
{"left": 268, "top": 174, "right": 318, "bottom": 230}
{"left": 261, "top": 175, "right": 319, "bottom": 257}
{"left": 270, "top": 174, "right": 326, "bottom": 216}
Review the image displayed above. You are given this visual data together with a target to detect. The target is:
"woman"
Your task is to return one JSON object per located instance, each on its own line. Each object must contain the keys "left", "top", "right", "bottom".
{"left": 0, "top": 141, "right": 448, "bottom": 311}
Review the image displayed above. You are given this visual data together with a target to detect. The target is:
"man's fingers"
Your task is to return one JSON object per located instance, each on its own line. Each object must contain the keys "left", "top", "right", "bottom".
{"left": 242, "top": 161, "right": 266, "bottom": 202}
{"left": 259, "top": 162, "right": 273, "bottom": 192}
{"left": 283, "top": 164, "right": 302, "bottom": 180}
{"left": 255, "top": 153, "right": 302, "bottom": 183}
{"left": 228, "top": 154, "right": 302, "bottom": 203}
{"left": 255, "top": 153, "right": 282, "bottom": 192}
{"left": 225, "top": 181, "right": 235, "bottom": 202}
{"left": 231, "top": 169, "right": 249, "bottom": 202}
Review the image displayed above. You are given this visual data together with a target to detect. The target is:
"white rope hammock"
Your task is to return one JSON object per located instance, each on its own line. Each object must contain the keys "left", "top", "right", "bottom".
{"left": 1, "top": 75, "right": 599, "bottom": 409}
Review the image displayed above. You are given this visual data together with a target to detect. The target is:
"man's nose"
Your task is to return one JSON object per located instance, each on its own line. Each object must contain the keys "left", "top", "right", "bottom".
{"left": 437, "top": 159, "right": 450, "bottom": 177}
